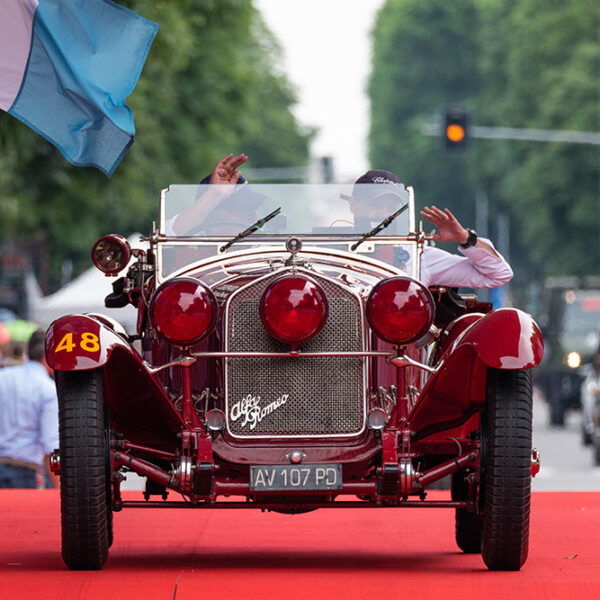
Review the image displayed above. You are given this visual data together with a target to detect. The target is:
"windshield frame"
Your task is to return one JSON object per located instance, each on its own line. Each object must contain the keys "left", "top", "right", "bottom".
{"left": 153, "top": 183, "right": 422, "bottom": 285}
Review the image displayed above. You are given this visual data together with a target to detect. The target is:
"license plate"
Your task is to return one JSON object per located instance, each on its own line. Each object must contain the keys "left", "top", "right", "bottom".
{"left": 250, "top": 464, "right": 342, "bottom": 491}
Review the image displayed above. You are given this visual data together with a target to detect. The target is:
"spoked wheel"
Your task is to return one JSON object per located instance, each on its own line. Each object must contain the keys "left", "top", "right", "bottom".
{"left": 451, "top": 472, "right": 482, "bottom": 554}
{"left": 57, "top": 369, "right": 111, "bottom": 570}
{"left": 481, "top": 368, "right": 533, "bottom": 571}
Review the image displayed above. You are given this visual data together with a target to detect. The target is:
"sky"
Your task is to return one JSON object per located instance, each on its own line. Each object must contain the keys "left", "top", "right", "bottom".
{"left": 255, "top": 0, "right": 386, "bottom": 181}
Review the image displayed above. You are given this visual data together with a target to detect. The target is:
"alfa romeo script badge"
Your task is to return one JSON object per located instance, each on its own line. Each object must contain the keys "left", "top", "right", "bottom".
{"left": 230, "top": 393, "right": 289, "bottom": 430}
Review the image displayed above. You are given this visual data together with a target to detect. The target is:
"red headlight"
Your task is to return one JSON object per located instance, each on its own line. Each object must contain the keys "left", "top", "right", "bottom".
{"left": 260, "top": 275, "right": 328, "bottom": 346}
{"left": 150, "top": 278, "right": 217, "bottom": 345}
{"left": 366, "top": 276, "right": 434, "bottom": 344}
{"left": 91, "top": 234, "right": 131, "bottom": 275}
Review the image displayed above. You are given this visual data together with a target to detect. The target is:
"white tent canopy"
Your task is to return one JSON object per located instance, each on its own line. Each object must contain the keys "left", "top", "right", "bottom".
{"left": 29, "top": 234, "right": 147, "bottom": 333}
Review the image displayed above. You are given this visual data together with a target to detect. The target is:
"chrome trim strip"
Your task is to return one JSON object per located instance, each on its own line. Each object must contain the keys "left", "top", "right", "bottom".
{"left": 159, "top": 187, "right": 168, "bottom": 236}
{"left": 155, "top": 234, "right": 422, "bottom": 243}
{"left": 408, "top": 186, "right": 415, "bottom": 236}
{"left": 192, "top": 351, "right": 392, "bottom": 358}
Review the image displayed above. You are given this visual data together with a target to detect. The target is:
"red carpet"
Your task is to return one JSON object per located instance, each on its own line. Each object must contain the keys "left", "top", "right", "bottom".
{"left": 0, "top": 490, "right": 598, "bottom": 599}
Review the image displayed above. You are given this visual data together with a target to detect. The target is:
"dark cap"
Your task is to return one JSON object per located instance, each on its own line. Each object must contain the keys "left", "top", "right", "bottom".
{"left": 201, "top": 173, "right": 247, "bottom": 185}
{"left": 354, "top": 169, "right": 401, "bottom": 185}
{"left": 351, "top": 169, "right": 404, "bottom": 203}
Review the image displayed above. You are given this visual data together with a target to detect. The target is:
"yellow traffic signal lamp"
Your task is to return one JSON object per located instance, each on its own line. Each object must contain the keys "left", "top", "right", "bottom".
{"left": 446, "top": 123, "right": 466, "bottom": 143}
{"left": 443, "top": 109, "right": 470, "bottom": 151}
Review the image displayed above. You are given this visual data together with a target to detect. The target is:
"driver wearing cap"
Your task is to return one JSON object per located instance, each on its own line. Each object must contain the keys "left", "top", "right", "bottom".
{"left": 350, "top": 169, "right": 513, "bottom": 289}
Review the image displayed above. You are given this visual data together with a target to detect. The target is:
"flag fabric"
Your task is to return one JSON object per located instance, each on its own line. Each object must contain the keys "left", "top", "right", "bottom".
{"left": 0, "top": 0, "right": 158, "bottom": 176}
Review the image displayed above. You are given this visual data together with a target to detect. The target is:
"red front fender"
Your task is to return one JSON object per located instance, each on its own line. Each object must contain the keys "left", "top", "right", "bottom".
{"left": 46, "top": 314, "right": 185, "bottom": 442}
{"left": 407, "top": 308, "right": 543, "bottom": 440}
{"left": 454, "top": 308, "right": 544, "bottom": 369}
{"left": 45, "top": 314, "right": 131, "bottom": 371}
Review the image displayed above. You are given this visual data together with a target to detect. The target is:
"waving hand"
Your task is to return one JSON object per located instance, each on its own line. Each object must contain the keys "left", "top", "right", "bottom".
{"left": 209, "top": 153, "right": 248, "bottom": 185}
{"left": 420, "top": 206, "right": 469, "bottom": 245}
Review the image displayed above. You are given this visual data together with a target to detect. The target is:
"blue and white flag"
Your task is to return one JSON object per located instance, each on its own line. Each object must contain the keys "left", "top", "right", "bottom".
{"left": 0, "top": 0, "right": 158, "bottom": 176}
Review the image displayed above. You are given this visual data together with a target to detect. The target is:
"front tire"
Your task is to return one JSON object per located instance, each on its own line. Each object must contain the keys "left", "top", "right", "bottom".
{"left": 57, "top": 369, "right": 110, "bottom": 570}
{"left": 481, "top": 368, "right": 533, "bottom": 571}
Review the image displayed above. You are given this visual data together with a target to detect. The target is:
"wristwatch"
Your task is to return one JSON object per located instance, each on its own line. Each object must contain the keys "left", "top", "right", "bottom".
{"left": 459, "top": 228, "right": 478, "bottom": 249}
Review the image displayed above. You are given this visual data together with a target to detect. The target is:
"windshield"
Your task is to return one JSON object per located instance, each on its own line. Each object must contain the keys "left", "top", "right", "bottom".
{"left": 156, "top": 183, "right": 417, "bottom": 281}
{"left": 160, "top": 183, "right": 412, "bottom": 237}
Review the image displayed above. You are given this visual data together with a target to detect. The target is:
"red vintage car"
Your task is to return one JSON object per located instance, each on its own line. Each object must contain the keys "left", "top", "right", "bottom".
{"left": 45, "top": 181, "right": 543, "bottom": 571}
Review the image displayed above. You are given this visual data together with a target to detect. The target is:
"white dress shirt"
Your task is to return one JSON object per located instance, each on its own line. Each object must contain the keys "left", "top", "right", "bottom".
{"left": 0, "top": 361, "right": 58, "bottom": 466}
{"left": 421, "top": 237, "right": 513, "bottom": 288}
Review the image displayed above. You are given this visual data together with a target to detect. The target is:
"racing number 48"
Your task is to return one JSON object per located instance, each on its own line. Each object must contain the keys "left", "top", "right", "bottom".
{"left": 55, "top": 332, "right": 100, "bottom": 353}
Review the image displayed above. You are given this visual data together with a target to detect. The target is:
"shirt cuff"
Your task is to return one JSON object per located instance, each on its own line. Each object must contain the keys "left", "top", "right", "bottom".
{"left": 458, "top": 237, "right": 502, "bottom": 260}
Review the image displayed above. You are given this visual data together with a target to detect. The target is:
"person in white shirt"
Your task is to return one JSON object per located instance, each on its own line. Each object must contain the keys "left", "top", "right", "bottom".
{"left": 0, "top": 330, "right": 59, "bottom": 489}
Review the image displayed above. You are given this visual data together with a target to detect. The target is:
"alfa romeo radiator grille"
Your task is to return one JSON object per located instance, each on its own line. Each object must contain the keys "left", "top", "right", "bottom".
{"left": 225, "top": 273, "right": 365, "bottom": 437}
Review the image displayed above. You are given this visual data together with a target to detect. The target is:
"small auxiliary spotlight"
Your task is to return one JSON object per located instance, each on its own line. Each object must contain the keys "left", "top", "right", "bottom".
{"left": 205, "top": 409, "right": 226, "bottom": 432}
{"left": 367, "top": 408, "right": 389, "bottom": 430}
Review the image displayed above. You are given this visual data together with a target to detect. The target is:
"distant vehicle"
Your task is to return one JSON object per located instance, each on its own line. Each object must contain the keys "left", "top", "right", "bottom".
{"left": 45, "top": 182, "right": 543, "bottom": 571}
{"left": 536, "top": 276, "right": 600, "bottom": 426}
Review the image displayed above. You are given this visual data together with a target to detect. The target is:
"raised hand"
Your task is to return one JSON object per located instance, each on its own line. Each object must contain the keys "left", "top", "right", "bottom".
{"left": 420, "top": 206, "right": 469, "bottom": 245}
{"left": 209, "top": 153, "right": 248, "bottom": 185}
{"left": 172, "top": 153, "right": 248, "bottom": 234}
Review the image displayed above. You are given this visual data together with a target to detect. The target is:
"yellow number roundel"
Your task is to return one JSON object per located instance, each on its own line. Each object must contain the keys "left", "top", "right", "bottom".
{"left": 54, "top": 332, "right": 100, "bottom": 353}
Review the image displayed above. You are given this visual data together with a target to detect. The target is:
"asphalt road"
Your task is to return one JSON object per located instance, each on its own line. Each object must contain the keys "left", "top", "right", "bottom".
{"left": 121, "top": 391, "right": 600, "bottom": 492}
{"left": 532, "top": 389, "right": 600, "bottom": 491}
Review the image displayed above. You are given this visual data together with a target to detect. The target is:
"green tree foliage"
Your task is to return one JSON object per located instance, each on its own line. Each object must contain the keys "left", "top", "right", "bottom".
{"left": 368, "top": 0, "right": 481, "bottom": 230}
{"left": 0, "top": 0, "right": 311, "bottom": 291}
{"left": 481, "top": 0, "right": 600, "bottom": 279}
{"left": 369, "top": 0, "right": 600, "bottom": 286}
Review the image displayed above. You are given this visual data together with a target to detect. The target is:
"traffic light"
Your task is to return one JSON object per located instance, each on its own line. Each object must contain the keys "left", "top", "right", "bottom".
{"left": 443, "top": 109, "right": 470, "bottom": 151}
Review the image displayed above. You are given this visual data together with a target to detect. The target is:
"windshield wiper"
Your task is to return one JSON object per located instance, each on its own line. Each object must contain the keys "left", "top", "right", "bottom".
{"left": 350, "top": 203, "right": 409, "bottom": 251}
{"left": 220, "top": 207, "right": 282, "bottom": 252}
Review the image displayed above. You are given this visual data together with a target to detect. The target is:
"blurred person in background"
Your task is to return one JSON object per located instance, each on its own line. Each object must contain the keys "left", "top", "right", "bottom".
{"left": 0, "top": 341, "right": 26, "bottom": 367}
{"left": 0, "top": 330, "right": 59, "bottom": 488}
